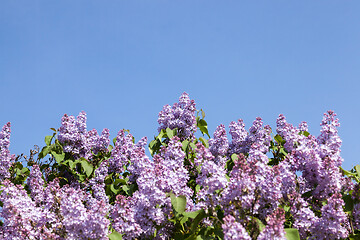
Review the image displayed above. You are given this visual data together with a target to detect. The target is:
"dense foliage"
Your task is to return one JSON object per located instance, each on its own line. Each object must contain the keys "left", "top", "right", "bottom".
{"left": 1, "top": 92, "right": 360, "bottom": 239}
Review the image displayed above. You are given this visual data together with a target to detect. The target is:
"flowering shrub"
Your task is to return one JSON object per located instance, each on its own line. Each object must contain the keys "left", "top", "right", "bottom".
{"left": 0, "top": 92, "right": 359, "bottom": 239}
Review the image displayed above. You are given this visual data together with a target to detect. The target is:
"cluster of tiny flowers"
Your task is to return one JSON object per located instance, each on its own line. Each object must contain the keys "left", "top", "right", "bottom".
{"left": 257, "top": 209, "right": 286, "bottom": 240}
{"left": 0, "top": 122, "right": 15, "bottom": 180}
{"left": 158, "top": 92, "right": 197, "bottom": 140}
{"left": 1, "top": 93, "right": 357, "bottom": 240}
{"left": 222, "top": 215, "right": 251, "bottom": 240}
{"left": 208, "top": 124, "right": 229, "bottom": 166}
{"left": 58, "top": 111, "right": 110, "bottom": 159}
{"left": 228, "top": 117, "right": 271, "bottom": 155}
{"left": 0, "top": 168, "right": 110, "bottom": 239}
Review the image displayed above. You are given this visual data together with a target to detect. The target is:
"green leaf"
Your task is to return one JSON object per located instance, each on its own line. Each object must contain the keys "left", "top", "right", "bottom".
{"left": 197, "top": 119, "right": 210, "bottom": 138}
{"left": 122, "top": 185, "right": 130, "bottom": 194}
{"left": 195, "top": 184, "right": 201, "bottom": 193}
{"left": 343, "top": 194, "right": 354, "bottom": 213}
{"left": 349, "top": 234, "right": 360, "bottom": 240}
{"left": 189, "top": 142, "right": 197, "bottom": 150}
{"left": 252, "top": 217, "right": 265, "bottom": 232}
{"left": 201, "top": 109, "right": 205, "bottom": 119}
{"left": 183, "top": 209, "right": 203, "bottom": 219}
{"left": 77, "top": 174, "right": 86, "bottom": 182}
{"left": 108, "top": 230, "right": 122, "bottom": 240}
{"left": 166, "top": 128, "right": 174, "bottom": 139}
{"left": 199, "top": 137, "right": 209, "bottom": 148}
{"left": 108, "top": 145, "right": 113, "bottom": 152}
{"left": 114, "top": 178, "right": 127, "bottom": 186}
{"left": 284, "top": 228, "right": 300, "bottom": 240}
{"left": 51, "top": 151, "right": 65, "bottom": 163}
{"left": 80, "top": 159, "right": 93, "bottom": 177}
{"left": 299, "top": 131, "right": 310, "bottom": 137}
{"left": 180, "top": 216, "right": 189, "bottom": 225}
{"left": 38, "top": 146, "right": 50, "bottom": 159}
{"left": 355, "top": 165, "right": 360, "bottom": 178}
{"left": 110, "top": 184, "right": 121, "bottom": 194}
{"left": 280, "top": 148, "right": 288, "bottom": 156}
{"left": 340, "top": 167, "right": 357, "bottom": 178}
{"left": 170, "top": 193, "right": 187, "bottom": 214}
{"left": 157, "top": 130, "right": 165, "bottom": 141}
{"left": 21, "top": 167, "right": 30, "bottom": 175}
{"left": 182, "top": 140, "right": 189, "bottom": 152}
{"left": 190, "top": 209, "right": 206, "bottom": 232}
{"left": 274, "top": 134, "right": 285, "bottom": 144}
{"left": 184, "top": 233, "right": 197, "bottom": 240}
{"left": 66, "top": 160, "right": 76, "bottom": 169}
{"left": 231, "top": 154, "right": 238, "bottom": 161}
{"left": 50, "top": 128, "right": 57, "bottom": 132}
{"left": 45, "top": 135, "right": 53, "bottom": 146}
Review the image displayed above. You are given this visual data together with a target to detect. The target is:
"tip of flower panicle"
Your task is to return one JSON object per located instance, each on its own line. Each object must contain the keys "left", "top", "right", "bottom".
{"left": 3, "top": 122, "right": 11, "bottom": 130}
{"left": 327, "top": 110, "right": 335, "bottom": 115}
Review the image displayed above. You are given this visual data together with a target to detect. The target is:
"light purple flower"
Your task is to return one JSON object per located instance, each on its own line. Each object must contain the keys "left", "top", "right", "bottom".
{"left": 158, "top": 92, "right": 197, "bottom": 140}
{"left": 257, "top": 208, "right": 286, "bottom": 240}
{"left": 208, "top": 124, "right": 229, "bottom": 166}
{"left": 0, "top": 122, "right": 15, "bottom": 180}
{"left": 58, "top": 111, "right": 110, "bottom": 159}
{"left": 222, "top": 215, "right": 251, "bottom": 240}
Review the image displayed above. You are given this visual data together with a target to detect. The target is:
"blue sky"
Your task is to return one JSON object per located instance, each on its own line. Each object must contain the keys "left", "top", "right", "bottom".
{"left": 0, "top": 1, "right": 359, "bottom": 170}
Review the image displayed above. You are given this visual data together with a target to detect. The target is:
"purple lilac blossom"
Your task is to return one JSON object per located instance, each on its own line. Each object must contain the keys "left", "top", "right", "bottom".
{"left": 88, "top": 159, "right": 110, "bottom": 205}
{"left": 110, "top": 195, "right": 142, "bottom": 240}
{"left": 153, "top": 136, "right": 193, "bottom": 211}
{"left": 194, "top": 142, "right": 214, "bottom": 167}
{"left": 247, "top": 117, "right": 271, "bottom": 153}
{"left": 221, "top": 154, "right": 256, "bottom": 215}
{"left": 276, "top": 114, "right": 304, "bottom": 153}
{"left": 158, "top": 92, "right": 197, "bottom": 140}
{"left": 110, "top": 129, "right": 151, "bottom": 184}
{"left": 256, "top": 166, "right": 283, "bottom": 219}
{"left": 1, "top": 173, "right": 110, "bottom": 240}
{"left": 276, "top": 160, "right": 297, "bottom": 200}
{"left": 109, "top": 129, "right": 134, "bottom": 172}
{"left": 58, "top": 111, "right": 110, "bottom": 159}
{"left": 222, "top": 215, "right": 251, "bottom": 240}
{"left": 310, "top": 193, "right": 349, "bottom": 240}
{"left": 93, "top": 128, "right": 111, "bottom": 155}
{"left": 290, "top": 194, "right": 318, "bottom": 238}
{"left": 110, "top": 136, "right": 170, "bottom": 238}
{"left": 313, "top": 111, "right": 344, "bottom": 198}
{"left": 0, "top": 180, "right": 53, "bottom": 239}
{"left": 28, "top": 164, "right": 45, "bottom": 205}
{"left": 257, "top": 208, "right": 286, "bottom": 240}
{"left": 208, "top": 124, "right": 229, "bottom": 166}
{"left": 131, "top": 166, "right": 169, "bottom": 238}
{"left": 228, "top": 119, "right": 248, "bottom": 155}
{"left": 0, "top": 122, "right": 15, "bottom": 180}
{"left": 196, "top": 160, "right": 228, "bottom": 208}
{"left": 59, "top": 185, "right": 110, "bottom": 239}
{"left": 229, "top": 117, "right": 271, "bottom": 155}
{"left": 317, "top": 110, "right": 342, "bottom": 162}
{"left": 353, "top": 203, "right": 360, "bottom": 230}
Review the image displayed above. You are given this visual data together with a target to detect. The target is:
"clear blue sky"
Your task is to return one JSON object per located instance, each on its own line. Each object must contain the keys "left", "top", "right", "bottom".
{"left": 1, "top": 1, "right": 359, "bottom": 170}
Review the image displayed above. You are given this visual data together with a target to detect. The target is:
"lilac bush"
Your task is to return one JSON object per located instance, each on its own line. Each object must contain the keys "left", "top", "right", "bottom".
{"left": 0, "top": 92, "right": 359, "bottom": 239}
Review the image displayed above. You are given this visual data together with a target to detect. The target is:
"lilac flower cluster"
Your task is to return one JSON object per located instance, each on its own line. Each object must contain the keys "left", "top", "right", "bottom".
{"left": 1, "top": 93, "right": 357, "bottom": 240}
{"left": 229, "top": 117, "right": 271, "bottom": 155}
{"left": 58, "top": 111, "right": 110, "bottom": 159}
{"left": 222, "top": 215, "right": 251, "bottom": 240}
{"left": 158, "top": 92, "right": 197, "bottom": 140}
{"left": 0, "top": 167, "right": 110, "bottom": 239}
{"left": 0, "top": 122, "right": 15, "bottom": 180}
{"left": 111, "top": 136, "right": 195, "bottom": 239}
